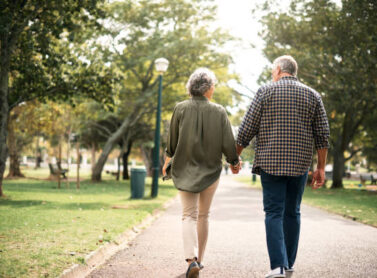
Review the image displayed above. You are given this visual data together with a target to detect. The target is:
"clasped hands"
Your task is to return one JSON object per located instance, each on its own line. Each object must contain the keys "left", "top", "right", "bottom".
{"left": 230, "top": 157, "right": 242, "bottom": 174}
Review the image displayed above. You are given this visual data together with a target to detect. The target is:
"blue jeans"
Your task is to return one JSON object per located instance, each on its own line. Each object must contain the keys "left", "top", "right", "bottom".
{"left": 260, "top": 169, "right": 308, "bottom": 270}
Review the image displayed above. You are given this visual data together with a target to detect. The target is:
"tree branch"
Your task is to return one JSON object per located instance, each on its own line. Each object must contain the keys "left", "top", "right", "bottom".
{"left": 144, "top": 61, "right": 155, "bottom": 85}
{"left": 345, "top": 148, "right": 363, "bottom": 161}
{"left": 89, "top": 121, "right": 113, "bottom": 137}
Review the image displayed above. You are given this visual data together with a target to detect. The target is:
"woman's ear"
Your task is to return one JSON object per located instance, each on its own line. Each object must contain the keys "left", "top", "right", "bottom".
{"left": 210, "top": 85, "right": 215, "bottom": 95}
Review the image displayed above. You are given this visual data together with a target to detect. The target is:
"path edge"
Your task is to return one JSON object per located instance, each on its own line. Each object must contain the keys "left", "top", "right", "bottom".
{"left": 58, "top": 195, "right": 178, "bottom": 278}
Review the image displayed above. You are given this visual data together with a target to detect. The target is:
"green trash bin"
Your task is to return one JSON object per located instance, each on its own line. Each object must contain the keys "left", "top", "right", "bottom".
{"left": 130, "top": 168, "right": 146, "bottom": 199}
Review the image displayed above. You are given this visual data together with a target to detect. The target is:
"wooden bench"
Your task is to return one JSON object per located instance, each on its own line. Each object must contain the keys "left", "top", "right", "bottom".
{"left": 48, "top": 163, "right": 67, "bottom": 179}
{"left": 56, "top": 162, "right": 68, "bottom": 178}
{"left": 105, "top": 170, "right": 118, "bottom": 176}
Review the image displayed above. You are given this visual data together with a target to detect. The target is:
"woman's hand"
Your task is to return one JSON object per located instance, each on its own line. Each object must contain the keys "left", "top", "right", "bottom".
{"left": 162, "top": 157, "right": 171, "bottom": 176}
{"left": 230, "top": 157, "right": 242, "bottom": 174}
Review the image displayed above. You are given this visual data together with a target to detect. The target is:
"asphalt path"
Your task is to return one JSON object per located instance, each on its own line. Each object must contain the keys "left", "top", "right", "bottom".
{"left": 89, "top": 175, "right": 377, "bottom": 278}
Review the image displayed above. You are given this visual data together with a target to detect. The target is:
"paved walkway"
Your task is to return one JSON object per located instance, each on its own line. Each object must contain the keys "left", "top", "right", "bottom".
{"left": 89, "top": 176, "right": 377, "bottom": 278}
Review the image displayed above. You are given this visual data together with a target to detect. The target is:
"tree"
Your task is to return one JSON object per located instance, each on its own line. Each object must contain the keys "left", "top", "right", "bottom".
{"left": 362, "top": 109, "right": 377, "bottom": 170}
{"left": 6, "top": 102, "right": 41, "bottom": 177}
{"left": 0, "top": 0, "right": 115, "bottom": 196}
{"left": 90, "top": 0, "right": 239, "bottom": 181}
{"left": 258, "top": 0, "right": 377, "bottom": 188}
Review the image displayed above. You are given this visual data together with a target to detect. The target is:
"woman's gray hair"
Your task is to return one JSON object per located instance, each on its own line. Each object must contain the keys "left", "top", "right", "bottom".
{"left": 186, "top": 68, "right": 217, "bottom": 96}
{"left": 273, "top": 55, "right": 298, "bottom": 76}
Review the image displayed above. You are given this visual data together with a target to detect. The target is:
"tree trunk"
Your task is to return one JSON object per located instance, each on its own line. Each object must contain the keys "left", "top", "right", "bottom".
{"left": 58, "top": 142, "right": 62, "bottom": 189}
{"left": 35, "top": 137, "right": 41, "bottom": 169}
{"left": 122, "top": 140, "right": 133, "bottom": 180}
{"left": 7, "top": 154, "right": 23, "bottom": 178}
{"left": 66, "top": 128, "right": 71, "bottom": 188}
{"left": 331, "top": 146, "right": 345, "bottom": 189}
{"left": 0, "top": 47, "right": 10, "bottom": 196}
{"left": 91, "top": 142, "right": 96, "bottom": 172}
{"left": 0, "top": 176, "right": 3, "bottom": 197}
{"left": 91, "top": 116, "right": 133, "bottom": 181}
{"left": 6, "top": 119, "right": 24, "bottom": 177}
{"left": 0, "top": 16, "right": 28, "bottom": 196}
{"left": 76, "top": 141, "right": 80, "bottom": 189}
{"left": 141, "top": 146, "right": 153, "bottom": 177}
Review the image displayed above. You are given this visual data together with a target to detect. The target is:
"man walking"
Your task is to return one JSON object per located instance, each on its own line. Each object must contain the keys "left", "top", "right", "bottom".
{"left": 235, "top": 55, "right": 330, "bottom": 278}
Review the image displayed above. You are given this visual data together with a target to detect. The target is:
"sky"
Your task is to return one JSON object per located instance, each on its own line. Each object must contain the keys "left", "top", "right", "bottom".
{"left": 212, "top": 0, "right": 275, "bottom": 98}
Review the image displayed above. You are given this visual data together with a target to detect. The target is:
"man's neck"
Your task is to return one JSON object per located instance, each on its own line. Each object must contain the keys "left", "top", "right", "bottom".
{"left": 277, "top": 73, "right": 293, "bottom": 81}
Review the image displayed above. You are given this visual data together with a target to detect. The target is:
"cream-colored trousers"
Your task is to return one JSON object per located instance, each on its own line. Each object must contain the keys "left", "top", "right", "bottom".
{"left": 179, "top": 179, "right": 219, "bottom": 262}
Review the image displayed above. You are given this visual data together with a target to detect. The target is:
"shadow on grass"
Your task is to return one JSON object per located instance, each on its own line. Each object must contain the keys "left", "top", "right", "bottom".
{"left": 2, "top": 180, "right": 132, "bottom": 195}
{"left": 0, "top": 198, "right": 168, "bottom": 211}
{"left": 0, "top": 199, "right": 47, "bottom": 207}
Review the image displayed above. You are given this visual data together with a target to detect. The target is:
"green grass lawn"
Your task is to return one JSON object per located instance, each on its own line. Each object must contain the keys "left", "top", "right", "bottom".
{"left": 0, "top": 176, "right": 177, "bottom": 278}
{"left": 236, "top": 176, "right": 377, "bottom": 227}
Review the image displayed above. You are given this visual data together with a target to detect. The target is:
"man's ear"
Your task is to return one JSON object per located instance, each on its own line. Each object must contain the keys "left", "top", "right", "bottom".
{"left": 276, "top": 65, "right": 281, "bottom": 76}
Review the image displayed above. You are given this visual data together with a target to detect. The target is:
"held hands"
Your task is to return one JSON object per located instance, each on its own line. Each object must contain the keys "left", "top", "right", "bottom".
{"left": 230, "top": 157, "right": 242, "bottom": 174}
{"left": 311, "top": 168, "right": 325, "bottom": 189}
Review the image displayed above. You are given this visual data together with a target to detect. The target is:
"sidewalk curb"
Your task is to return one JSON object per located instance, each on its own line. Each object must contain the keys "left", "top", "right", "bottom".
{"left": 58, "top": 196, "right": 178, "bottom": 278}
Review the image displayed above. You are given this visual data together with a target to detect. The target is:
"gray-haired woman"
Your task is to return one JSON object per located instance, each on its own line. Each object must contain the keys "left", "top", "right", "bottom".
{"left": 163, "top": 68, "right": 240, "bottom": 278}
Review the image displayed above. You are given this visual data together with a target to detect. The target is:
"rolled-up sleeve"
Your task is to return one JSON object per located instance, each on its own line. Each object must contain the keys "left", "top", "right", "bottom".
{"left": 165, "top": 105, "right": 180, "bottom": 158}
{"left": 237, "top": 88, "right": 264, "bottom": 147}
{"left": 221, "top": 108, "right": 239, "bottom": 165}
{"left": 312, "top": 96, "right": 330, "bottom": 150}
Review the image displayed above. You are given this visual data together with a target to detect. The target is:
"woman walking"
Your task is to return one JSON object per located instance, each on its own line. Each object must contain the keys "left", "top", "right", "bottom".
{"left": 163, "top": 68, "right": 240, "bottom": 278}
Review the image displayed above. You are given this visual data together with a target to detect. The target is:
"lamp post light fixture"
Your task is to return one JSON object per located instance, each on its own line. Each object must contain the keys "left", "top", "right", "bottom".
{"left": 151, "top": 58, "right": 169, "bottom": 198}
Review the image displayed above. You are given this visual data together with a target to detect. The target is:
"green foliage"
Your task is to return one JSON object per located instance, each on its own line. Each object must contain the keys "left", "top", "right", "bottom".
{"left": 1, "top": 0, "right": 114, "bottom": 108}
{"left": 81, "top": 0, "right": 240, "bottom": 167}
{"left": 107, "top": 0, "right": 237, "bottom": 113}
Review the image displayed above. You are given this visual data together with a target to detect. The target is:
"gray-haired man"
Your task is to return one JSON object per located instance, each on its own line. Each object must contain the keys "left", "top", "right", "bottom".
{"left": 234, "top": 55, "right": 330, "bottom": 278}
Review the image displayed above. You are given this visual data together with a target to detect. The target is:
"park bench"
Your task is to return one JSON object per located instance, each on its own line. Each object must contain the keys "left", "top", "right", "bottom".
{"left": 105, "top": 170, "right": 120, "bottom": 177}
{"left": 360, "top": 173, "right": 377, "bottom": 186}
{"left": 48, "top": 163, "right": 67, "bottom": 179}
{"left": 56, "top": 162, "right": 68, "bottom": 178}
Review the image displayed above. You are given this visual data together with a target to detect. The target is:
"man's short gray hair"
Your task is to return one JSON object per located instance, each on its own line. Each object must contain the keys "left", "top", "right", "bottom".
{"left": 273, "top": 55, "right": 298, "bottom": 76}
{"left": 186, "top": 68, "right": 217, "bottom": 96}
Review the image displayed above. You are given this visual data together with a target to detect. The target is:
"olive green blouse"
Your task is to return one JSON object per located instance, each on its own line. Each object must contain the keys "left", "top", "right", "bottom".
{"left": 165, "top": 95, "right": 239, "bottom": 193}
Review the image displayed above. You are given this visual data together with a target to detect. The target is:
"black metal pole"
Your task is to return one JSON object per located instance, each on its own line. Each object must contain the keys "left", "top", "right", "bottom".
{"left": 151, "top": 74, "right": 163, "bottom": 198}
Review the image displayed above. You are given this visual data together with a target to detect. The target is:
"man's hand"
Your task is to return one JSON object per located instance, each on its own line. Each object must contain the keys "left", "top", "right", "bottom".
{"left": 311, "top": 168, "right": 325, "bottom": 189}
{"left": 230, "top": 158, "right": 242, "bottom": 174}
{"left": 230, "top": 164, "right": 240, "bottom": 174}
{"left": 312, "top": 148, "right": 328, "bottom": 189}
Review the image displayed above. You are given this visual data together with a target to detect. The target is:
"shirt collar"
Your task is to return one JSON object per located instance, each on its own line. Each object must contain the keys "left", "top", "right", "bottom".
{"left": 192, "top": 95, "right": 209, "bottom": 101}
{"left": 280, "top": 76, "right": 298, "bottom": 81}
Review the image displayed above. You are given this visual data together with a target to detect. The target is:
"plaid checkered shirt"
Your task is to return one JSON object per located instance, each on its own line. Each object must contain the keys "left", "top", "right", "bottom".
{"left": 237, "top": 76, "right": 330, "bottom": 176}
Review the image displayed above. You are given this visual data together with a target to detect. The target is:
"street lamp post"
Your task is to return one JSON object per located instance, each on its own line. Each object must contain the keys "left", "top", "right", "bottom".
{"left": 151, "top": 58, "right": 169, "bottom": 198}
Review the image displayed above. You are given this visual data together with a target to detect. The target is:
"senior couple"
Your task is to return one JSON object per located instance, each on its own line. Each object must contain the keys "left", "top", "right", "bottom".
{"left": 162, "top": 55, "right": 330, "bottom": 278}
